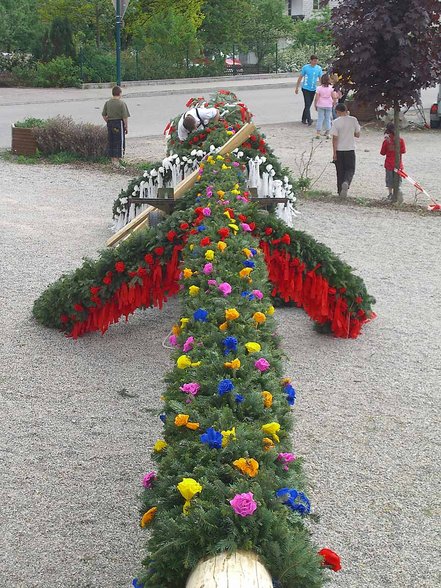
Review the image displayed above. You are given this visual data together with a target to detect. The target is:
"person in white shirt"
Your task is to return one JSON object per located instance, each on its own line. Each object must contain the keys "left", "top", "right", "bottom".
{"left": 330, "top": 103, "right": 361, "bottom": 197}
{"left": 177, "top": 107, "right": 219, "bottom": 142}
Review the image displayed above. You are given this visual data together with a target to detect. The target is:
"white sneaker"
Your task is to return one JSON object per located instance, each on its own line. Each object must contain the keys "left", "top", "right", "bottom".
{"left": 340, "top": 181, "right": 349, "bottom": 198}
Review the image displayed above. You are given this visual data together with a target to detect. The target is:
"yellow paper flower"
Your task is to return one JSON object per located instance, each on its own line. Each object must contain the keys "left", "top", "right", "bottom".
{"left": 217, "top": 189, "right": 225, "bottom": 197}
{"left": 225, "top": 308, "right": 240, "bottom": 321}
{"left": 224, "top": 210, "right": 233, "bottom": 219}
{"left": 217, "top": 241, "right": 227, "bottom": 252}
{"left": 140, "top": 506, "right": 157, "bottom": 528}
{"left": 176, "top": 355, "right": 201, "bottom": 369}
{"left": 183, "top": 268, "right": 193, "bottom": 279}
{"left": 189, "top": 243, "right": 194, "bottom": 251}
{"left": 177, "top": 477, "right": 203, "bottom": 515}
{"left": 233, "top": 458, "right": 259, "bottom": 478}
{"left": 221, "top": 163, "right": 231, "bottom": 170}
{"left": 262, "top": 390, "right": 273, "bottom": 408}
{"left": 266, "top": 305, "right": 275, "bottom": 316}
{"left": 242, "top": 248, "right": 252, "bottom": 258}
{"left": 239, "top": 267, "right": 253, "bottom": 278}
{"left": 245, "top": 342, "right": 261, "bottom": 354}
{"left": 263, "top": 437, "right": 275, "bottom": 451}
{"left": 219, "top": 322, "right": 228, "bottom": 331}
{"left": 226, "top": 130, "right": 234, "bottom": 136}
{"left": 205, "top": 249, "right": 215, "bottom": 261}
{"left": 229, "top": 223, "right": 239, "bottom": 233}
{"left": 261, "top": 422, "right": 280, "bottom": 442}
{"left": 221, "top": 426, "right": 236, "bottom": 447}
{"left": 231, "top": 189, "right": 240, "bottom": 195}
{"left": 174, "top": 414, "right": 199, "bottom": 430}
{"left": 224, "top": 358, "right": 241, "bottom": 370}
{"left": 207, "top": 155, "right": 215, "bottom": 164}
{"left": 172, "top": 324, "right": 181, "bottom": 336}
{"left": 189, "top": 285, "right": 200, "bottom": 297}
{"left": 153, "top": 440, "right": 167, "bottom": 452}
{"left": 180, "top": 317, "right": 189, "bottom": 328}
{"left": 253, "top": 312, "right": 266, "bottom": 324}
{"left": 216, "top": 155, "right": 224, "bottom": 161}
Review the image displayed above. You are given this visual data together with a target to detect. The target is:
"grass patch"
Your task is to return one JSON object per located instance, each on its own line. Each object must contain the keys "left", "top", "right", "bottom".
{"left": 0, "top": 149, "right": 109, "bottom": 166}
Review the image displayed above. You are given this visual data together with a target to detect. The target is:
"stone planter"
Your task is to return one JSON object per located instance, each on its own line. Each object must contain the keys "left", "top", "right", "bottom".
{"left": 346, "top": 100, "right": 378, "bottom": 122}
{"left": 11, "top": 125, "right": 38, "bottom": 155}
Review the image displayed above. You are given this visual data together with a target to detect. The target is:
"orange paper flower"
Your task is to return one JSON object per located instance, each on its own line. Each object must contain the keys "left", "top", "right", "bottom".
{"left": 225, "top": 308, "right": 240, "bottom": 321}
{"left": 224, "top": 358, "right": 241, "bottom": 370}
{"left": 262, "top": 390, "right": 273, "bottom": 408}
{"left": 174, "top": 414, "right": 199, "bottom": 430}
{"left": 239, "top": 267, "right": 253, "bottom": 278}
{"left": 219, "top": 322, "right": 229, "bottom": 331}
{"left": 140, "top": 506, "right": 157, "bottom": 528}
{"left": 233, "top": 458, "right": 259, "bottom": 477}
{"left": 253, "top": 312, "right": 266, "bottom": 324}
{"left": 263, "top": 437, "right": 275, "bottom": 451}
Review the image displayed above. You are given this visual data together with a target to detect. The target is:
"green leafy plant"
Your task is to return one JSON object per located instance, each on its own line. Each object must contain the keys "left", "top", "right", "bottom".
{"left": 14, "top": 117, "right": 46, "bottom": 128}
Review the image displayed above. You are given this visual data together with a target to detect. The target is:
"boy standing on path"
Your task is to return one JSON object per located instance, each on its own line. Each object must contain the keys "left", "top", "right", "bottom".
{"left": 331, "top": 103, "right": 361, "bottom": 197}
{"left": 295, "top": 55, "right": 322, "bottom": 126}
{"left": 380, "top": 122, "right": 406, "bottom": 201}
{"left": 102, "top": 86, "right": 130, "bottom": 167}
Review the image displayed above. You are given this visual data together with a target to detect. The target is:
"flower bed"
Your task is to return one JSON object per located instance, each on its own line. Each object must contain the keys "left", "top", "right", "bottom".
{"left": 132, "top": 155, "right": 340, "bottom": 587}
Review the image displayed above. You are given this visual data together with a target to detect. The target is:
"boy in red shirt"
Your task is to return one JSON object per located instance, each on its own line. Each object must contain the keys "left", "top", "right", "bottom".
{"left": 380, "top": 123, "right": 406, "bottom": 201}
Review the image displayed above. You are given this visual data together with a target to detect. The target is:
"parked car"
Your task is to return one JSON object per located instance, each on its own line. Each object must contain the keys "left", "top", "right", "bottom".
{"left": 225, "top": 57, "right": 243, "bottom": 75}
{"left": 430, "top": 83, "right": 441, "bottom": 128}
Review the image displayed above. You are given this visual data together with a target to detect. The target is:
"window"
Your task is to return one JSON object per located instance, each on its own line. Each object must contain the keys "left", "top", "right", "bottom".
{"left": 287, "top": 0, "right": 292, "bottom": 15}
{"left": 313, "top": 0, "right": 326, "bottom": 9}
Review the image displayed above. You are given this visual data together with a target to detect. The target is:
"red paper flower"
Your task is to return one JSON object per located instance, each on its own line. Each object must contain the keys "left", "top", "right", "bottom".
{"left": 144, "top": 253, "right": 154, "bottom": 265}
{"left": 154, "top": 247, "right": 164, "bottom": 256}
{"left": 281, "top": 233, "right": 291, "bottom": 245}
{"left": 248, "top": 222, "right": 256, "bottom": 231}
{"left": 128, "top": 271, "right": 137, "bottom": 278}
{"left": 60, "top": 314, "right": 69, "bottom": 324}
{"left": 137, "top": 267, "right": 148, "bottom": 278}
{"left": 185, "top": 97, "right": 194, "bottom": 107}
{"left": 73, "top": 303, "right": 84, "bottom": 312}
{"left": 115, "top": 261, "right": 125, "bottom": 273}
{"left": 318, "top": 548, "right": 341, "bottom": 572}
{"left": 103, "top": 271, "right": 113, "bottom": 285}
{"left": 90, "top": 286, "right": 100, "bottom": 296}
{"left": 200, "top": 236, "right": 211, "bottom": 247}
{"left": 355, "top": 296, "right": 363, "bottom": 304}
{"left": 264, "top": 227, "right": 273, "bottom": 236}
{"left": 238, "top": 214, "right": 247, "bottom": 222}
{"left": 167, "top": 230, "right": 177, "bottom": 242}
{"left": 180, "top": 222, "right": 189, "bottom": 231}
{"left": 218, "top": 227, "right": 230, "bottom": 240}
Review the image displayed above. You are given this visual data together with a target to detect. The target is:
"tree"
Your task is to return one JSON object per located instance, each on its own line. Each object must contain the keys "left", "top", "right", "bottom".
{"left": 291, "top": 7, "right": 333, "bottom": 47}
{"left": 198, "top": 0, "right": 253, "bottom": 54}
{"left": 48, "top": 17, "right": 76, "bottom": 59}
{"left": 331, "top": 0, "right": 441, "bottom": 202}
{"left": 0, "top": 0, "right": 45, "bottom": 53}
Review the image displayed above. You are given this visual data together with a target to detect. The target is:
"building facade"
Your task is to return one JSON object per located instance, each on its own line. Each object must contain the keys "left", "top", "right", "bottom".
{"left": 285, "top": 0, "right": 339, "bottom": 20}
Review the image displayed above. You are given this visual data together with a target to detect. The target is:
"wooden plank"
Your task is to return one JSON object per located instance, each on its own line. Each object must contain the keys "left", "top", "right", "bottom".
{"left": 186, "top": 551, "right": 273, "bottom": 588}
{"left": 106, "top": 205, "right": 155, "bottom": 247}
{"left": 173, "top": 123, "right": 255, "bottom": 200}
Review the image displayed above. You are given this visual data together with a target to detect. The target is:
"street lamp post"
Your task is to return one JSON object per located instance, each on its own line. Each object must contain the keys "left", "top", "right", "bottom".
{"left": 116, "top": 0, "right": 122, "bottom": 86}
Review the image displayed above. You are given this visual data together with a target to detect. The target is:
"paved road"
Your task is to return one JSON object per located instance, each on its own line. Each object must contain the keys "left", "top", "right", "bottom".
{"left": 0, "top": 77, "right": 438, "bottom": 148}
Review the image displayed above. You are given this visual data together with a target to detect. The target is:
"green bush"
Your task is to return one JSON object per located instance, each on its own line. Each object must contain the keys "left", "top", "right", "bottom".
{"left": 14, "top": 117, "right": 46, "bottom": 128}
{"left": 33, "top": 56, "right": 81, "bottom": 87}
{"left": 266, "top": 43, "right": 336, "bottom": 73}
{"left": 79, "top": 46, "right": 115, "bottom": 83}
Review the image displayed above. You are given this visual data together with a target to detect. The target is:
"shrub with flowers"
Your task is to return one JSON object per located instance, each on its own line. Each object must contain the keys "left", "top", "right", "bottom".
{"left": 133, "top": 156, "right": 339, "bottom": 588}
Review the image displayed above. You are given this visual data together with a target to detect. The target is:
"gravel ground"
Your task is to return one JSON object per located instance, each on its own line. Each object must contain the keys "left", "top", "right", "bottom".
{"left": 1, "top": 141, "right": 440, "bottom": 588}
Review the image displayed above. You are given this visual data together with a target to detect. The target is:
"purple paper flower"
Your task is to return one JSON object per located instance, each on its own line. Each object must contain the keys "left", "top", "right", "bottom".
{"left": 232, "top": 161, "right": 240, "bottom": 167}
{"left": 277, "top": 453, "right": 296, "bottom": 471}
{"left": 255, "top": 358, "right": 270, "bottom": 372}
{"left": 183, "top": 336, "right": 194, "bottom": 353}
{"left": 241, "top": 223, "right": 252, "bottom": 232}
{"left": 203, "top": 263, "right": 213, "bottom": 275}
{"left": 229, "top": 492, "right": 257, "bottom": 517}
{"left": 202, "top": 207, "right": 211, "bottom": 216}
{"left": 252, "top": 289, "right": 263, "bottom": 299}
{"left": 206, "top": 186, "right": 213, "bottom": 197}
{"left": 218, "top": 282, "right": 232, "bottom": 296}
{"left": 207, "top": 279, "right": 218, "bottom": 286}
{"left": 142, "top": 471, "right": 157, "bottom": 489}
{"left": 169, "top": 334, "right": 179, "bottom": 346}
{"left": 179, "top": 382, "right": 200, "bottom": 396}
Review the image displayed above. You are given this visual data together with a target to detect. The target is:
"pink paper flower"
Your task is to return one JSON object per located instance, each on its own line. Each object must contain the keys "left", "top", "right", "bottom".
{"left": 252, "top": 289, "right": 263, "bottom": 300}
{"left": 203, "top": 263, "right": 213, "bottom": 275}
{"left": 207, "top": 279, "right": 218, "bottom": 286}
{"left": 202, "top": 207, "right": 211, "bottom": 216}
{"left": 229, "top": 492, "right": 257, "bottom": 517}
{"left": 206, "top": 186, "right": 213, "bottom": 197}
{"left": 179, "top": 382, "right": 201, "bottom": 396}
{"left": 142, "top": 471, "right": 157, "bottom": 489}
{"left": 255, "top": 358, "right": 270, "bottom": 372}
{"left": 277, "top": 452, "right": 296, "bottom": 471}
{"left": 241, "top": 223, "right": 252, "bottom": 232}
{"left": 218, "top": 282, "right": 232, "bottom": 296}
{"left": 183, "top": 336, "right": 194, "bottom": 352}
{"left": 169, "top": 334, "right": 179, "bottom": 346}
{"left": 232, "top": 161, "right": 240, "bottom": 167}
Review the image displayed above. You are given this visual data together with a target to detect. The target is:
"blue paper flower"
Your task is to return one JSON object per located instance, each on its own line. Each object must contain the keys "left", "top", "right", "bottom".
{"left": 200, "top": 427, "right": 223, "bottom": 449}
{"left": 133, "top": 579, "right": 144, "bottom": 588}
{"left": 243, "top": 260, "right": 255, "bottom": 268}
{"left": 159, "top": 413, "right": 167, "bottom": 424}
{"left": 218, "top": 379, "right": 234, "bottom": 396}
{"left": 235, "top": 394, "right": 244, "bottom": 403}
{"left": 241, "top": 290, "right": 250, "bottom": 297}
{"left": 250, "top": 248, "right": 257, "bottom": 256}
{"left": 193, "top": 308, "right": 208, "bottom": 322}
{"left": 197, "top": 225, "right": 206, "bottom": 232}
{"left": 276, "top": 488, "right": 311, "bottom": 515}
{"left": 223, "top": 336, "right": 238, "bottom": 355}
{"left": 284, "top": 383, "right": 296, "bottom": 406}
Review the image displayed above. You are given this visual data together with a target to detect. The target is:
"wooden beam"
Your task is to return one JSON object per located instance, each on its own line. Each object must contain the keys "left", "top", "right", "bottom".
{"left": 106, "top": 205, "right": 156, "bottom": 248}
{"left": 185, "top": 551, "right": 273, "bottom": 588}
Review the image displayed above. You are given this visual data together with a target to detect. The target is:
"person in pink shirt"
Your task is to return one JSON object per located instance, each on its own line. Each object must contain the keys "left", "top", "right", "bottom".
{"left": 314, "top": 74, "right": 338, "bottom": 138}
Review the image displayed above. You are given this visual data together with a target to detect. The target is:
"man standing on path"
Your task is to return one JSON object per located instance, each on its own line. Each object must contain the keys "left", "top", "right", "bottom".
{"left": 295, "top": 55, "right": 322, "bottom": 126}
{"left": 331, "top": 103, "right": 361, "bottom": 197}
{"left": 102, "top": 86, "right": 130, "bottom": 167}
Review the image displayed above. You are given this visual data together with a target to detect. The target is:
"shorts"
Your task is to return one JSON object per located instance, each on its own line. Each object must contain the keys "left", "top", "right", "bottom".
{"left": 385, "top": 169, "right": 402, "bottom": 189}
